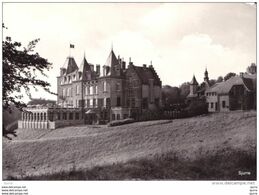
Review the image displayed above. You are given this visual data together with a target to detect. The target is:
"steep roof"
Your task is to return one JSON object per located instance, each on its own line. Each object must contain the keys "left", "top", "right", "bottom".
{"left": 105, "top": 49, "right": 119, "bottom": 67}
{"left": 131, "top": 65, "right": 161, "bottom": 86}
{"left": 190, "top": 75, "right": 198, "bottom": 85}
{"left": 206, "top": 76, "right": 255, "bottom": 94}
{"left": 79, "top": 56, "right": 91, "bottom": 73}
{"left": 62, "top": 57, "right": 78, "bottom": 74}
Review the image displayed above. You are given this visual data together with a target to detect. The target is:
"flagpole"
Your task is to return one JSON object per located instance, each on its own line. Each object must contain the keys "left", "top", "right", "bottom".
{"left": 69, "top": 43, "right": 71, "bottom": 57}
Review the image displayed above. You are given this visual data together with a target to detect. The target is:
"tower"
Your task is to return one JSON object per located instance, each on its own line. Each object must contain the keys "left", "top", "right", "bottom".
{"left": 189, "top": 75, "right": 198, "bottom": 96}
{"left": 204, "top": 67, "right": 209, "bottom": 82}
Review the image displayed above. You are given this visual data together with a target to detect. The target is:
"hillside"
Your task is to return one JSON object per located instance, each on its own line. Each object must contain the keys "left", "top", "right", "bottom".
{"left": 3, "top": 111, "right": 256, "bottom": 180}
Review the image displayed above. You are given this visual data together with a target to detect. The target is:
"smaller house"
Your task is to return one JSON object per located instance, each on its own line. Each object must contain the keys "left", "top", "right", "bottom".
{"left": 205, "top": 73, "right": 256, "bottom": 112}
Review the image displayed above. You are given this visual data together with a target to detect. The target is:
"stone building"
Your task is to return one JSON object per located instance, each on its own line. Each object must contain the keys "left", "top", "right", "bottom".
{"left": 18, "top": 47, "right": 162, "bottom": 129}
{"left": 186, "top": 68, "right": 256, "bottom": 112}
{"left": 206, "top": 73, "right": 256, "bottom": 112}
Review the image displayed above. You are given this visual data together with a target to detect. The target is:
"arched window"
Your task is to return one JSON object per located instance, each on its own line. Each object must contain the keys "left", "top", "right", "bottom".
{"left": 40, "top": 113, "right": 43, "bottom": 121}
{"left": 90, "top": 86, "right": 93, "bottom": 95}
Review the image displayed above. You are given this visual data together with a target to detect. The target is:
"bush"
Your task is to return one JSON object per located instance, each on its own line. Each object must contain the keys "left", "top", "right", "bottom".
{"left": 108, "top": 118, "right": 135, "bottom": 127}
{"left": 185, "top": 100, "right": 208, "bottom": 117}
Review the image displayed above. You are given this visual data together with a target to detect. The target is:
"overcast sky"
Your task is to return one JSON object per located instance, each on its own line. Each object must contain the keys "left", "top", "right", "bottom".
{"left": 3, "top": 3, "right": 256, "bottom": 102}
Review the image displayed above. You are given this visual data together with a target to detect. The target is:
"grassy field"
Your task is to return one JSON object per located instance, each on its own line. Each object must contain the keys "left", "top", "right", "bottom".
{"left": 3, "top": 111, "right": 256, "bottom": 180}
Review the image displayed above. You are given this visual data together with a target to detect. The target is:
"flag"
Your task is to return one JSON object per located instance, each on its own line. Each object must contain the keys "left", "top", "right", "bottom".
{"left": 70, "top": 44, "right": 75, "bottom": 48}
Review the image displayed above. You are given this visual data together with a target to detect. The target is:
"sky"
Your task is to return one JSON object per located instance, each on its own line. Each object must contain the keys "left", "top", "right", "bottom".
{"left": 3, "top": 3, "right": 256, "bottom": 102}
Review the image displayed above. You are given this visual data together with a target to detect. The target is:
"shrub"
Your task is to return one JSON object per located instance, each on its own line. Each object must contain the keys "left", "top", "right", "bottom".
{"left": 185, "top": 100, "right": 208, "bottom": 117}
{"left": 108, "top": 118, "right": 135, "bottom": 127}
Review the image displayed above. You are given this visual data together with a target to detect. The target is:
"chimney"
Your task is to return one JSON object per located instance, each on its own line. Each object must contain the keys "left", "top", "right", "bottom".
{"left": 90, "top": 64, "right": 94, "bottom": 72}
{"left": 103, "top": 65, "right": 107, "bottom": 76}
{"left": 149, "top": 60, "right": 153, "bottom": 68}
{"left": 96, "top": 64, "right": 100, "bottom": 76}
{"left": 122, "top": 61, "right": 126, "bottom": 70}
{"left": 129, "top": 57, "right": 133, "bottom": 66}
{"left": 240, "top": 72, "right": 244, "bottom": 78}
{"left": 143, "top": 64, "right": 147, "bottom": 68}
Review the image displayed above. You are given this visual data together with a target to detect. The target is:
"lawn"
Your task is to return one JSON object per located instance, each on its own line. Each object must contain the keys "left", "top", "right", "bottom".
{"left": 3, "top": 111, "right": 256, "bottom": 180}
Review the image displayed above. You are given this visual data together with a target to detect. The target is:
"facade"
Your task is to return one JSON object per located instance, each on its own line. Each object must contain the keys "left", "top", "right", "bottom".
{"left": 18, "top": 48, "right": 162, "bottom": 129}
{"left": 206, "top": 73, "right": 256, "bottom": 112}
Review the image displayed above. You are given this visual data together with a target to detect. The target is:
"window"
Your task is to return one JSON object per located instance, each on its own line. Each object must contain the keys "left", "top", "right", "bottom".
{"left": 116, "top": 97, "right": 121, "bottom": 107}
{"left": 76, "top": 85, "right": 80, "bottom": 95}
{"left": 90, "top": 99, "right": 93, "bottom": 107}
{"left": 69, "top": 113, "right": 73, "bottom": 120}
{"left": 117, "top": 114, "right": 120, "bottom": 120}
{"left": 222, "top": 101, "right": 226, "bottom": 108}
{"left": 63, "top": 89, "right": 66, "bottom": 97}
{"left": 67, "top": 88, "right": 70, "bottom": 97}
{"left": 210, "top": 102, "right": 214, "bottom": 108}
{"left": 85, "top": 86, "right": 88, "bottom": 95}
{"left": 93, "top": 85, "right": 96, "bottom": 94}
{"left": 98, "top": 98, "right": 104, "bottom": 107}
{"left": 106, "top": 98, "right": 111, "bottom": 108}
{"left": 63, "top": 112, "right": 67, "bottom": 120}
{"left": 57, "top": 113, "right": 61, "bottom": 120}
{"left": 87, "top": 86, "right": 90, "bottom": 95}
{"left": 86, "top": 99, "right": 90, "bottom": 108}
{"left": 75, "top": 113, "right": 79, "bottom": 120}
{"left": 95, "top": 86, "right": 98, "bottom": 94}
{"left": 93, "top": 99, "right": 96, "bottom": 107}
{"left": 112, "top": 114, "right": 115, "bottom": 120}
{"left": 90, "top": 86, "right": 93, "bottom": 95}
{"left": 103, "top": 81, "right": 107, "bottom": 92}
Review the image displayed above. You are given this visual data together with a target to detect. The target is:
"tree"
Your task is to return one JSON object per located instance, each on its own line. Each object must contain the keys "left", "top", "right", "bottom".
{"left": 179, "top": 82, "right": 190, "bottom": 99}
{"left": 224, "top": 72, "right": 236, "bottom": 81}
{"left": 216, "top": 76, "right": 223, "bottom": 83}
{"left": 2, "top": 24, "right": 55, "bottom": 136}
{"left": 246, "top": 63, "right": 256, "bottom": 74}
{"left": 162, "top": 85, "right": 181, "bottom": 107}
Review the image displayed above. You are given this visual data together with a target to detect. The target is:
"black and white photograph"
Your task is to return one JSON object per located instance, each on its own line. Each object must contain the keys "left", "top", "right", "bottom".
{"left": 1, "top": 1, "right": 257, "bottom": 192}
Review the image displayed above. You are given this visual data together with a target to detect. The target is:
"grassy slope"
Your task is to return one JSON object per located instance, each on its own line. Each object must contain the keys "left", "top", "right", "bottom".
{"left": 3, "top": 111, "right": 256, "bottom": 180}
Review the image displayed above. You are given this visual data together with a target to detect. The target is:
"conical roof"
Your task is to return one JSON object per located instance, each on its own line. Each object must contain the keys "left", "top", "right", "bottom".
{"left": 105, "top": 49, "right": 119, "bottom": 67}
{"left": 62, "top": 57, "right": 78, "bottom": 74}
{"left": 79, "top": 56, "right": 91, "bottom": 73}
{"left": 190, "top": 75, "right": 198, "bottom": 85}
